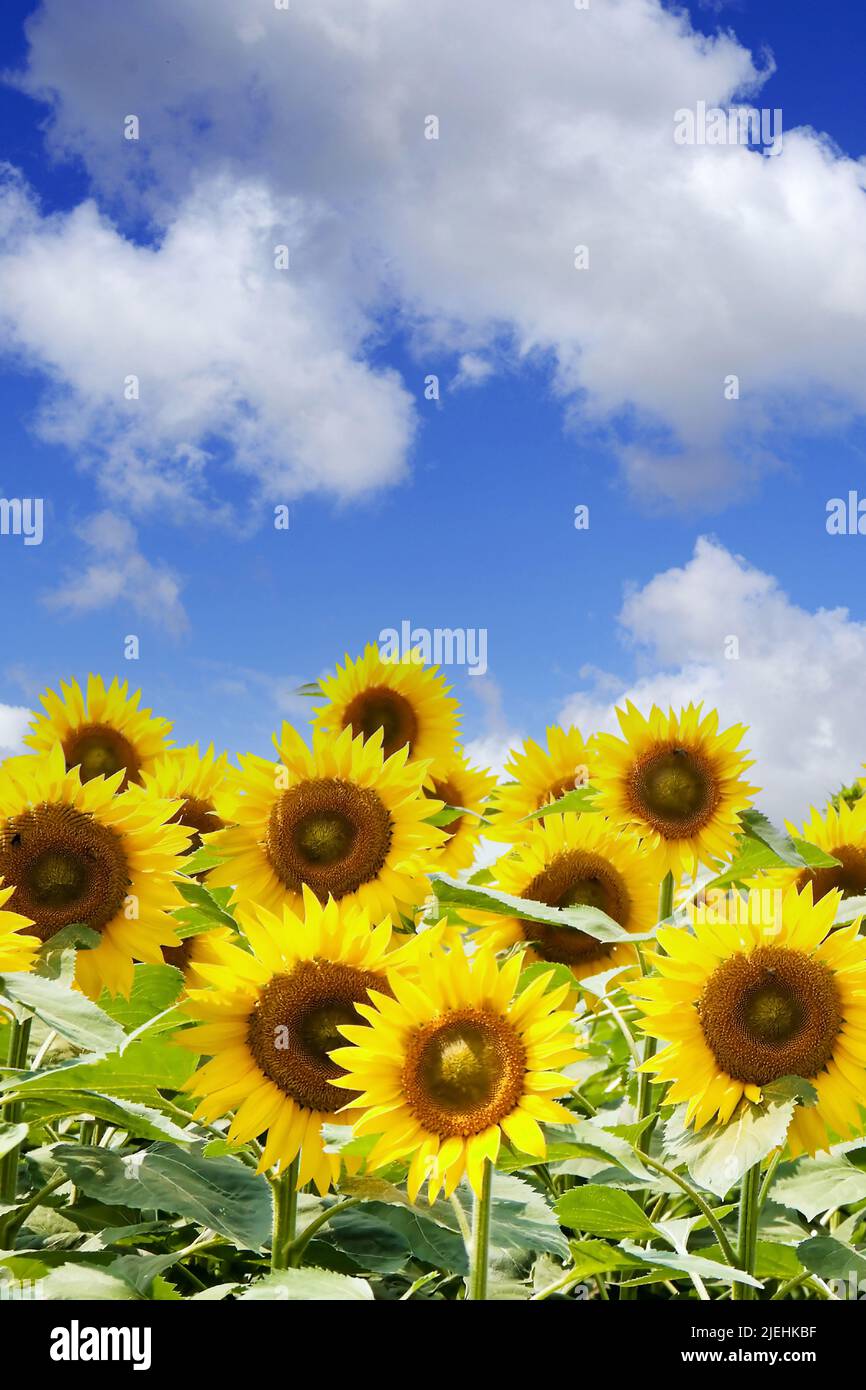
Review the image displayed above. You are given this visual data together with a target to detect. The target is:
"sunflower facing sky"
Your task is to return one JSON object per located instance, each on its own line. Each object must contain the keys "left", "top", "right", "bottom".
{"left": 205, "top": 723, "right": 446, "bottom": 920}
{"left": 473, "top": 813, "right": 662, "bottom": 986}
{"left": 140, "top": 743, "right": 231, "bottom": 855}
{"left": 632, "top": 883, "right": 866, "bottom": 1156}
{"left": 0, "top": 745, "right": 192, "bottom": 997}
{"left": 331, "top": 944, "right": 581, "bottom": 1201}
{"left": 424, "top": 752, "right": 497, "bottom": 875}
{"left": 0, "top": 880, "right": 38, "bottom": 975}
{"left": 26, "top": 676, "right": 173, "bottom": 789}
{"left": 314, "top": 644, "right": 459, "bottom": 770}
{"left": 593, "top": 702, "right": 758, "bottom": 878}
{"left": 178, "top": 890, "right": 411, "bottom": 1194}
{"left": 755, "top": 798, "right": 866, "bottom": 904}
{"left": 488, "top": 725, "right": 595, "bottom": 842}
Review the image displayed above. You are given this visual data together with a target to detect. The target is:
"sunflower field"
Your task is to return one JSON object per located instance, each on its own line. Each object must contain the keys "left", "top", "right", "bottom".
{"left": 3, "top": 654, "right": 866, "bottom": 1310}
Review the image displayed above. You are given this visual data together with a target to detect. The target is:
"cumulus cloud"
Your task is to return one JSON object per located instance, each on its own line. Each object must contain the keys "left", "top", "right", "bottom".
{"left": 558, "top": 538, "right": 866, "bottom": 820}
{"left": 44, "top": 509, "right": 189, "bottom": 634}
{"left": 5, "top": 0, "right": 866, "bottom": 506}
{"left": 0, "top": 702, "right": 31, "bottom": 758}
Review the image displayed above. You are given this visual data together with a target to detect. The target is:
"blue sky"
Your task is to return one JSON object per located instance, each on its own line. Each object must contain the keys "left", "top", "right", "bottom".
{"left": 0, "top": 0, "right": 865, "bottom": 817}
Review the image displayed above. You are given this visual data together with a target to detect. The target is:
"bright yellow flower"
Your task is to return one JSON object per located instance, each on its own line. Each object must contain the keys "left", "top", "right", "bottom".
{"left": 177, "top": 890, "right": 415, "bottom": 1194}
{"left": 331, "top": 944, "right": 582, "bottom": 1202}
{"left": 0, "top": 881, "right": 38, "bottom": 975}
{"left": 632, "top": 884, "right": 866, "bottom": 1156}
{"left": 754, "top": 798, "right": 866, "bottom": 904}
{"left": 473, "top": 813, "right": 662, "bottom": 987}
{"left": 488, "top": 726, "right": 595, "bottom": 842}
{"left": 593, "top": 702, "right": 757, "bottom": 878}
{"left": 423, "top": 753, "right": 497, "bottom": 874}
{"left": 205, "top": 724, "right": 446, "bottom": 920}
{"left": 26, "top": 676, "right": 172, "bottom": 788}
{"left": 0, "top": 746, "right": 191, "bottom": 997}
{"left": 313, "top": 644, "right": 459, "bottom": 771}
{"left": 140, "top": 743, "right": 231, "bottom": 854}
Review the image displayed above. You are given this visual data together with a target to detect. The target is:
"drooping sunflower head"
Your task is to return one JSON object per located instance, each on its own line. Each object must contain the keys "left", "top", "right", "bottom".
{"left": 0, "top": 879, "right": 38, "bottom": 975}
{"left": 474, "top": 813, "right": 662, "bottom": 986}
{"left": 313, "top": 643, "right": 460, "bottom": 770}
{"left": 423, "top": 753, "right": 497, "bottom": 874}
{"left": 331, "top": 944, "right": 582, "bottom": 1201}
{"left": 140, "top": 744, "right": 231, "bottom": 856}
{"left": 0, "top": 745, "right": 192, "bottom": 998}
{"left": 633, "top": 883, "right": 866, "bottom": 1155}
{"left": 593, "top": 702, "right": 757, "bottom": 877}
{"left": 177, "top": 890, "right": 406, "bottom": 1194}
{"left": 755, "top": 798, "right": 866, "bottom": 905}
{"left": 25, "top": 676, "right": 173, "bottom": 790}
{"left": 488, "top": 726, "right": 595, "bottom": 843}
{"left": 205, "top": 723, "right": 447, "bottom": 920}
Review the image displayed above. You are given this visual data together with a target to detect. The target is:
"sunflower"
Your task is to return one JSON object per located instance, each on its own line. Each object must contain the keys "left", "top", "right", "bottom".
{"left": 473, "top": 813, "right": 661, "bottom": 986}
{"left": 162, "top": 926, "right": 235, "bottom": 989}
{"left": 424, "top": 753, "right": 497, "bottom": 875}
{"left": 313, "top": 643, "right": 459, "bottom": 770}
{"left": 177, "top": 890, "right": 411, "bottom": 1193}
{"left": 140, "top": 744, "right": 231, "bottom": 855}
{"left": 754, "top": 798, "right": 866, "bottom": 904}
{"left": 26, "top": 676, "right": 172, "bottom": 789}
{"left": 0, "top": 745, "right": 192, "bottom": 998}
{"left": 488, "top": 726, "right": 595, "bottom": 842}
{"left": 0, "top": 881, "right": 38, "bottom": 975}
{"left": 593, "top": 702, "right": 757, "bottom": 878}
{"left": 205, "top": 724, "right": 446, "bottom": 920}
{"left": 632, "top": 883, "right": 866, "bottom": 1156}
{"left": 331, "top": 944, "right": 581, "bottom": 1202}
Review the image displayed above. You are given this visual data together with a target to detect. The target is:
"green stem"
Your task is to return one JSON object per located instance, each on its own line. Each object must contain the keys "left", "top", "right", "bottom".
{"left": 635, "top": 871, "right": 674, "bottom": 1144}
{"left": 286, "top": 1196, "right": 361, "bottom": 1268}
{"left": 0, "top": 1171, "right": 65, "bottom": 1244}
{"left": 269, "top": 1155, "right": 300, "bottom": 1272}
{"left": 757, "top": 1149, "right": 782, "bottom": 1211}
{"left": 467, "top": 1158, "right": 493, "bottom": 1301}
{"left": 733, "top": 1162, "right": 761, "bottom": 1301}
{"left": 0, "top": 1012, "right": 32, "bottom": 1248}
{"left": 635, "top": 1150, "right": 738, "bottom": 1268}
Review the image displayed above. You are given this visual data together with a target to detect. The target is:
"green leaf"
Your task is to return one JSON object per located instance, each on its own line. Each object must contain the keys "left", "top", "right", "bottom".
{"left": 426, "top": 804, "right": 489, "bottom": 828}
{"left": 237, "top": 1268, "right": 373, "bottom": 1300}
{"left": 174, "top": 880, "right": 237, "bottom": 928}
{"left": 522, "top": 787, "right": 599, "bottom": 821}
{"left": 19, "top": 1091, "right": 191, "bottom": 1143}
{"left": 0, "top": 1122, "right": 27, "bottom": 1158}
{"left": 97, "top": 963, "right": 183, "bottom": 1035}
{"left": 39, "top": 1143, "right": 271, "bottom": 1251}
{"left": 772, "top": 1154, "right": 866, "bottom": 1219}
{"left": 181, "top": 847, "right": 225, "bottom": 876}
{"left": 556, "top": 1185, "right": 656, "bottom": 1240}
{"left": 797, "top": 1235, "right": 866, "bottom": 1283}
{"left": 566, "top": 1239, "right": 644, "bottom": 1280}
{"left": 35, "top": 925, "right": 101, "bottom": 978}
{"left": 0, "top": 971, "right": 126, "bottom": 1053}
{"left": 618, "top": 1240, "right": 763, "bottom": 1289}
{"left": 429, "top": 874, "right": 656, "bottom": 944}
{"left": 8, "top": 1032, "right": 196, "bottom": 1099}
{"left": 662, "top": 1079, "right": 815, "bottom": 1198}
{"left": 704, "top": 835, "right": 837, "bottom": 892}
{"left": 36, "top": 1265, "right": 141, "bottom": 1300}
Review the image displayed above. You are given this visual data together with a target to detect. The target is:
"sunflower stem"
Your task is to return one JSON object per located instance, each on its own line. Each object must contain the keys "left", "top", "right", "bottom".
{"left": 0, "top": 1011, "right": 32, "bottom": 1248}
{"left": 635, "top": 871, "right": 674, "bottom": 1146}
{"left": 733, "top": 1162, "right": 761, "bottom": 1300}
{"left": 269, "top": 1154, "right": 301, "bottom": 1272}
{"left": 467, "top": 1158, "right": 493, "bottom": 1301}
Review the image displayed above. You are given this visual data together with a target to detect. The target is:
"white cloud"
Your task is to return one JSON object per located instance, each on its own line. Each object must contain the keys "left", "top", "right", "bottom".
{"left": 44, "top": 509, "right": 189, "bottom": 635}
{"left": 0, "top": 703, "right": 30, "bottom": 758}
{"left": 6, "top": 0, "right": 866, "bottom": 505}
{"left": 558, "top": 537, "right": 866, "bottom": 820}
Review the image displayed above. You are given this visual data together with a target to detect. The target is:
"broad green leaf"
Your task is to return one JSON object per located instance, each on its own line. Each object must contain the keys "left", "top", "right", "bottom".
{"left": 36, "top": 1265, "right": 141, "bottom": 1300}
{"left": 8, "top": 1033, "right": 196, "bottom": 1099}
{"left": 97, "top": 963, "right": 183, "bottom": 1035}
{"left": 426, "top": 804, "right": 489, "bottom": 828}
{"left": 181, "top": 847, "right": 225, "bottom": 876}
{"left": 174, "top": 880, "right": 237, "bottom": 928}
{"left": 700, "top": 1239, "right": 803, "bottom": 1281}
{"left": 0, "top": 971, "right": 126, "bottom": 1053}
{"left": 556, "top": 1185, "right": 656, "bottom": 1240}
{"left": 566, "top": 1239, "right": 644, "bottom": 1280}
{"left": 739, "top": 809, "right": 809, "bottom": 866}
{"left": 0, "top": 1122, "right": 27, "bottom": 1158}
{"left": 772, "top": 1154, "right": 866, "bottom": 1219}
{"left": 40, "top": 1143, "right": 271, "bottom": 1251}
{"left": 618, "top": 1239, "right": 763, "bottom": 1289}
{"left": 663, "top": 1079, "right": 816, "bottom": 1198}
{"left": 19, "top": 1090, "right": 191, "bottom": 1143}
{"left": 704, "top": 837, "right": 837, "bottom": 893}
{"left": 522, "top": 787, "right": 599, "bottom": 821}
{"left": 237, "top": 1268, "right": 373, "bottom": 1300}
{"left": 446, "top": 1174, "right": 569, "bottom": 1259}
{"left": 337, "top": 1201, "right": 468, "bottom": 1274}
{"left": 797, "top": 1235, "right": 866, "bottom": 1283}
{"left": 429, "top": 874, "right": 656, "bottom": 944}
{"left": 35, "top": 926, "right": 101, "bottom": 979}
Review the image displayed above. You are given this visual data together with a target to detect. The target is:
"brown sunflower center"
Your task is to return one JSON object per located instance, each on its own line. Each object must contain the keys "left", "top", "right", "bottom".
{"left": 267, "top": 778, "right": 392, "bottom": 902}
{"left": 796, "top": 844, "right": 866, "bottom": 902}
{"left": 162, "top": 937, "right": 193, "bottom": 973}
{"left": 519, "top": 849, "right": 629, "bottom": 967}
{"left": 174, "top": 796, "right": 224, "bottom": 853}
{"left": 246, "top": 959, "right": 385, "bottom": 1113}
{"left": 63, "top": 723, "right": 140, "bottom": 787}
{"left": 426, "top": 777, "right": 463, "bottom": 842}
{"left": 629, "top": 745, "right": 718, "bottom": 839}
{"left": 402, "top": 1008, "right": 527, "bottom": 1137}
{"left": 0, "top": 802, "right": 131, "bottom": 942}
{"left": 697, "top": 946, "right": 843, "bottom": 1086}
{"left": 343, "top": 686, "right": 418, "bottom": 759}
{"left": 542, "top": 772, "right": 586, "bottom": 806}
